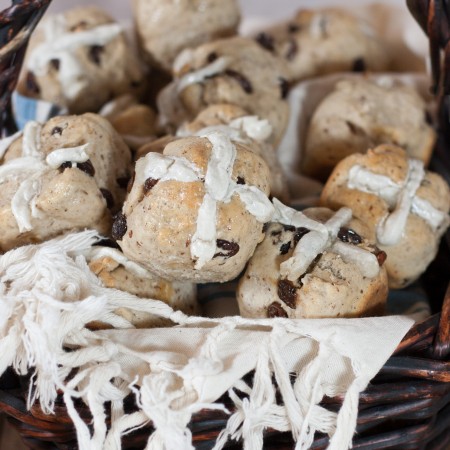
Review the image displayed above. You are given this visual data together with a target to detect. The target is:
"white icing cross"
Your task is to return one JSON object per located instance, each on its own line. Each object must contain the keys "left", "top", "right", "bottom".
{"left": 228, "top": 116, "right": 272, "bottom": 142}
{"left": 175, "top": 55, "right": 231, "bottom": 93}
{"left": 135, "top": 130, "right": 274, "bottom": 269}
{"left": 347, "top": 160, "right": 449, "bottom": 245}
{"left": 0, "top": 121, "right": 90, "bottom": 232}
{"left": 271, "top": 199, "right": 380, "bottom": 281}
{"left": 45, "top": 145, "right": 89, "bottom": 168}
{"left": 309, "top": 13, "right": 328, "bottom": 38}
{"left": 27, "top": 14, "right": 122, "bottom": 99}
{"left": 177, "top": 115, "right": 273, "bottom": 146}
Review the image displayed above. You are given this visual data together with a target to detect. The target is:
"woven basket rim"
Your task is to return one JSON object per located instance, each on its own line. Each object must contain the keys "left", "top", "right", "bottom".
{"left": 0, "top": 1, "right": 449, "bottom": 449}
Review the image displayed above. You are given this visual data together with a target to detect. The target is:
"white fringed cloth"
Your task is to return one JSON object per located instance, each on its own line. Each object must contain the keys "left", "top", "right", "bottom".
{"left": 0, "top": 231, "right": 414, "bottom": 450}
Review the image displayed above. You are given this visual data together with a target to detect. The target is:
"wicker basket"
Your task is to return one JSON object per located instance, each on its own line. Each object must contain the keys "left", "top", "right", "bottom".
{"left": 0, "top": 1, "right": 449, "bottom": 449}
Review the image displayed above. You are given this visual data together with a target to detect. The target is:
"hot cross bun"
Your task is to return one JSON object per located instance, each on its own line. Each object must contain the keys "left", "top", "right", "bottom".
{"left": 17, "top": 6, "right": 146, "bottom": 114}
{"left": 238, "top": 205, "right": 388, "bottom": 319}
{"left": 0, "top": 113, "right": 131, "bottom": 251}
{"left": 320, "top": 145, "right": 450, "bottom": 288}
{"left": 114, "top": 129, "right": 273, "bottom": 283}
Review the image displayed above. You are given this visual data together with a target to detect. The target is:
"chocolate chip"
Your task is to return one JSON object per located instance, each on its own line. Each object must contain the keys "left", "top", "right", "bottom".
{"left": 58, "top": 161, "right": 72, "bottom": 172}
{"left": 279, "top": 77, "right": 289, "bottom": 99}
{"left": 130, "top": 80, "right": 141, "bottom": 88}
{"left": 236, "top": 176, "right": 246, "bottom": 185}
{"left": 280, "top": 241, "right": 291, "bottom": 255}
{"left": 373, "top": 248, "right": 387, "bottom": 266}
{"left": 267, "top": 302, "right": 288, "bottom": 318}
{"left": 285, "top": 39, "right": 298, "bottom": 61}
{"left": 293, "top": 227, "right": 310, "bottom": 245}
{"left": 26, "top": 71, "right": 40, "bottom": 94}
{"left": 352, "top": 57, "right": 366, "bottom": 72}
{"left": 262, "top": 223, "right": 269, "bottom": 233}
{"left": 207, "top": 52, "right": 218, "bottom": 63}
{"left": 116, "top": 175, "right": 130, "bottom": 189}
{"left": 225, "top": 69, "right": 253, "bottom": 94}
{"left": 100, "top": 188, "right": 114, "bottom": 209}
{"left": 288, "top": 23, "right": 300, "bottom": 33}
{"left": 338, "top": 227, "right": 362, "bottom": 245}
{"left": 51, "top": 126, "right": 63, "bottom": 136}
{"left": 127, "top": 171, "right": 136, "bottom": 193}
{"left": 77, "top": 160, "right": 95, "bottom": 177}
{"left": 214, "top": 239, "right": 240, "bottom": 258}
{"left": 255, "top": 32, "right": 275, "bottom": 52}
{"left": 271, "top": 230, "right": 282, "bottom": 237}
{"left": 143, "top": 177, "right": 159, "bottom": 194}
{"left": 282, "top": 224, "right": 296, "bottom": 232}
{"left": 277, "top": 279, "right": 297, "bottom": 308}
{"left": 89, "top": 45, "right": 104, "bottom": 65}
{"left": 50, "top": 59, "right": 60, "bottom": 71}
{"left": 112, "top": 213, "right": 127, "bottom": 240}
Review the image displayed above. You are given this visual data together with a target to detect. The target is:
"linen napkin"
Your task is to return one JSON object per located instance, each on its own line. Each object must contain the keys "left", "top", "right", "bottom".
{"left": 0, "top": 231, "right": 414, "bottom": 450}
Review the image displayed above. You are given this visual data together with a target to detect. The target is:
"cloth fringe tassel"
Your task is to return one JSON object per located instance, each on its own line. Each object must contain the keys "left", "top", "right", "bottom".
{"left": 0, "top": 231, "right": 413, "bottom": 450}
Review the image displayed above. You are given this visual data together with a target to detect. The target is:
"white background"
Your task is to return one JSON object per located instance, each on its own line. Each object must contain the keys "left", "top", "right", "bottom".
{"left": 1, "top": 0, "right": 411, "bottom": 22}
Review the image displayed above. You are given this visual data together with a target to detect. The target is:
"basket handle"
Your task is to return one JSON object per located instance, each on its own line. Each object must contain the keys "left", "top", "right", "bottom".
{"left": 407, "top": 0, "right": 450, "bottom": 134}
{"left": 0, "top": 0, "right": 52, "bottom": 137}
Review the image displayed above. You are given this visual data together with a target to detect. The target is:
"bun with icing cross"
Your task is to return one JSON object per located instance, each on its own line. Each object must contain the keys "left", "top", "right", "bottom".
{"left": 157, "top": 36, "right": 291, "bottom": 147}
{"left": 237, "top": 204, "right": 388, "bottom": 319}
{"left": 320, "top": 144, "right": 450, "bottom": 288}
{"left": 17, "top": 6, "right": 146, "bottom": 114}
{"left": 0, "top": 113, "right": 131, "bottom": 251}
{"left": 113, "top": 129, "right": 273, "bottom": 283}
